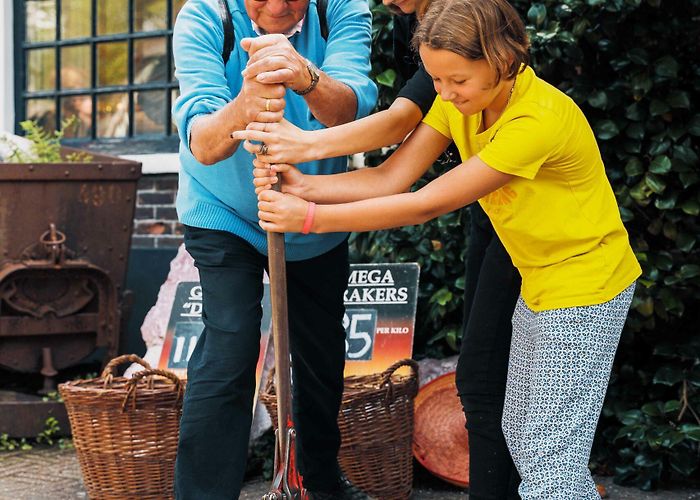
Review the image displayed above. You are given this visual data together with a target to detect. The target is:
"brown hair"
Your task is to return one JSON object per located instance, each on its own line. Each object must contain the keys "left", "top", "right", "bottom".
{"left": 412, "top": 0, "right": 530, "bottom": 83}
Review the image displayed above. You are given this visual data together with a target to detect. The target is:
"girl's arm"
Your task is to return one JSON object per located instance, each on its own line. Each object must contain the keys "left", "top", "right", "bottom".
{"left": 231, "top": 97, "right": 424, "bottom": 164}
{"left": 253, "top": 123, "right": 451, "bottom": 204}
{"left": 257, "top": 154, "right": 514, "bottom": 233}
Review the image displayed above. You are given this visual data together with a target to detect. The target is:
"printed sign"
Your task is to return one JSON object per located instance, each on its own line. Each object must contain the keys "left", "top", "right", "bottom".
{"left": 157, "top": 263, "right": 420, "bottom": 383}
{"left": 343, "top": 263, "right": 419, "bottom": 376}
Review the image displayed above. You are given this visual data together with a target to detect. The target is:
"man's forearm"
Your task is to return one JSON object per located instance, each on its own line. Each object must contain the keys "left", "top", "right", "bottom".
{"left": 190, "top": 98, "right": 247, "bottom": 165}
{"left": 303, "top": 72, "right": 357, "bottom": 127}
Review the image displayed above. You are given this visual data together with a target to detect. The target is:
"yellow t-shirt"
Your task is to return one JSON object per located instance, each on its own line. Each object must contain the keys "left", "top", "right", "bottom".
{"left": 423, "top": 65, "right": 641, "bottom": 311}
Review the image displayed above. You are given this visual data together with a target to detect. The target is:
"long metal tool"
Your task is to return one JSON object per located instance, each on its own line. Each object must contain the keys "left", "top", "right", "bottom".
{"left": 262, "top": 179, "right": 307, "bottom": 500}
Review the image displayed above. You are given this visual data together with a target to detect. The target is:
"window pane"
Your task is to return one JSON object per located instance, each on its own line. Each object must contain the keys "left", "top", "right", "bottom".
{"left": 26, "top": 0, "right": 56, "bottom": 42}
{"left": 134, "top": 38, "right": 167, "bottom": 84}
{"left": 135, "top": 90, "right": 166, "bottom": 135}
{"left": 172, "top": 0, "right": 186, "bottom": 27}
{"left": 61, "top": 95, "right": 93, "bottom": 138}
{"left": 27, "top": 48, "right": 56, "bottom": 92}
{"left": 135, "top": 0, "right": 167, "bottom": 32}
{"left": 97, "top": 93, "right": 129, "bottom": 137}
{"left": 97, "top": 0, "right": 128, "bottom": 35}
{"left": 61, "top": 0, "right": 92, "bottom": 39}
{"left": 97, "top": 42, "right": 128, "bottom": 86}
{"left": 26, "top": 98, "right": 57, "bottom": 134}
{"left": 171, "top": 88, "right": 179, "bottom": 134}
{"left": 60, "top": 46, "right": 91, "bottom": 89}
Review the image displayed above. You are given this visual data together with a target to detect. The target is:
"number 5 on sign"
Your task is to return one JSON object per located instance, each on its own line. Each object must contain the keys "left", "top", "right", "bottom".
{"left": 344, "top": 309, "right": 377, "bottom": 361}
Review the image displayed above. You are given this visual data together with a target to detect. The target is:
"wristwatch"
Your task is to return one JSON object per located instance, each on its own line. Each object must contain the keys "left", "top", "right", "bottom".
{"left": 294, "top": 60, "right": 321, "bottom": 96}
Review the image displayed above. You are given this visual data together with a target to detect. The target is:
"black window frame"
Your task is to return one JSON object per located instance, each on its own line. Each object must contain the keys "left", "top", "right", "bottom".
{"left": 13, "top": 0, "right": 181, "bottom": 155}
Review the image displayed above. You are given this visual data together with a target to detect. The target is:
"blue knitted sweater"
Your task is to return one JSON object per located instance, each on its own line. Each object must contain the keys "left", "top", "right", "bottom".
{"left": 173, "top": 0, "right": 377, "bottom": 260}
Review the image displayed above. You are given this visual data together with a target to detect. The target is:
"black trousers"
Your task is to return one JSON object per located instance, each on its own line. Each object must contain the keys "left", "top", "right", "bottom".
{"left": 456, "top": 204, "right": 522, "bottom": 500}
{"left": 175, "top": 226, "right": 349, "bottom": 499}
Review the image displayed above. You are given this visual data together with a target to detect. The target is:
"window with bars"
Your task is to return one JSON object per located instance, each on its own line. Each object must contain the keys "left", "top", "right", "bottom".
{"left": 14, "top": 0, "right": 186, "bottom": 153}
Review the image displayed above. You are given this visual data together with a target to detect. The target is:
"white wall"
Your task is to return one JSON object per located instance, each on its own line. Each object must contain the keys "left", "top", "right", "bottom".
{"left": 0, "top": 2, "right": 15, "bottom": 134}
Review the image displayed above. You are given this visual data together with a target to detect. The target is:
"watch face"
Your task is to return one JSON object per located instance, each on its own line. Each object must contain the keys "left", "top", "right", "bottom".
{"left": 308, "top": 61, "right": 320, "bottom": 79}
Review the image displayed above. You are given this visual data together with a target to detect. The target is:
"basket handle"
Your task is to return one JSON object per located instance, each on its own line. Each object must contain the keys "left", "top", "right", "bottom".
{"left": 121, "top": 368, "right": 184, "bottom": 412}
{"left": 380, "top": 359, "right": 420, "bottom": 402}
{"left": 101, "top": 354, "right": 153, "bottom": 387}
{"left": 264, "top": 367, "right": 276, "bottom": 395}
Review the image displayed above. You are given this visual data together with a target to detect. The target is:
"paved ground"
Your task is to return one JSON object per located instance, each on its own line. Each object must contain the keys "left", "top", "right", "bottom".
{"left": 1, "top": 447, "right": 699, "bottom": 499}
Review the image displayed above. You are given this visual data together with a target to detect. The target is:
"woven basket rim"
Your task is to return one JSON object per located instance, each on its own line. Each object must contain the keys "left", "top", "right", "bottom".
{"left": 59, "top": 379, "right": 181, "bottom": 392}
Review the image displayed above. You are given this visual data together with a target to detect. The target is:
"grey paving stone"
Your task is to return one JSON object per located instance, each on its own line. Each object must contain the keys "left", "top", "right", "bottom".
{"left": 1, "top": 448, "right": 698, "bottom": 500}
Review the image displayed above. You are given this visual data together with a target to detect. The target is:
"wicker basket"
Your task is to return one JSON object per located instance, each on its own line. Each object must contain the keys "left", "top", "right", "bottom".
{"left": 260, "top": 359, "right": 419, "bottom": 500}
{"left": 58, "top": 354, "right": 184, "bottom": 500}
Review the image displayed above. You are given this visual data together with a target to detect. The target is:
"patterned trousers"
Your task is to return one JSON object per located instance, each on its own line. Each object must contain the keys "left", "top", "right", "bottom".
{"left": 502, "top": 283, "right": 635, "bottom": 499}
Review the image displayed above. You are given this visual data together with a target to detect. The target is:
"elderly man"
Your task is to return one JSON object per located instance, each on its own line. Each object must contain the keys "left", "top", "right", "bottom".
{"left": 171, "top": 0, "right": 377, "bottom": 498}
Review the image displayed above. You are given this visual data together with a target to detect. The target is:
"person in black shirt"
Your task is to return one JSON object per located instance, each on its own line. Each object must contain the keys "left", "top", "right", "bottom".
{"left": 233, "top": 1, "right": 521, "bottom": 498}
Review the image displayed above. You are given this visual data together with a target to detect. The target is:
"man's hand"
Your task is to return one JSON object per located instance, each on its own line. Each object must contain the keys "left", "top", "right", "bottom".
{"left": 241, "top": 35, "right": 312, "bottom": 93}
{"left": 232, "top": 76, "right": 286, "bottom": 127}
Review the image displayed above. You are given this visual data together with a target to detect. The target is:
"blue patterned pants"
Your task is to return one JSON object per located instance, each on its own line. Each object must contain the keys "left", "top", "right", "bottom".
{"left": 502, "top": 283, "right": 635, "bottom": 499}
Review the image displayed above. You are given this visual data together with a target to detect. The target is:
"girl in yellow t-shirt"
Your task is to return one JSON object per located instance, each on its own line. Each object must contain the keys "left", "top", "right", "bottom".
{"left": 251, "top": 0, "right": 641, "bottom": 497}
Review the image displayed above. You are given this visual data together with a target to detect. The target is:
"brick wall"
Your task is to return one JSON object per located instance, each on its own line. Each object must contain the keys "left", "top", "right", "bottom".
{"left": 132, "top": 174, "right": 184, "bottom": 248}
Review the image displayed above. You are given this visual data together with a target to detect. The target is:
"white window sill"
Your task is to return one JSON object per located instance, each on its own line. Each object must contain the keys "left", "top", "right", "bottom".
{"left": 119, "top": 153, "right": 180, "bottom": 175}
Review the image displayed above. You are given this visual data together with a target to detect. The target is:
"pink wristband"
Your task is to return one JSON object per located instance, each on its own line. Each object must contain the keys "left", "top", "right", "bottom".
{"left": 301, "top": 202, "right": 316, "bottom": 235}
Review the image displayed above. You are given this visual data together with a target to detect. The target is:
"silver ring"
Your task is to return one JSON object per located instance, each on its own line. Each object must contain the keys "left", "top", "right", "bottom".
{"left": 258, "top": 142, "right": 269, "bottom": 156}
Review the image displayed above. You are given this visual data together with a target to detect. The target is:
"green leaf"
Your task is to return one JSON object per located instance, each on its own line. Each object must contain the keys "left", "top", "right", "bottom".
{"left": 648, "top": 139, "right": 671, "bottom": 156}
{"left": 645, "top": 173, "right": 666, "bottom": 194}
{"left": 445, "top": 328, "right": 458, "bottom": 351}
{"left": 680, "top": 172, "right": 699, "bottom": 189}
{"left": 619, "top": 206, "right": 634, "bottom": 222}
{"left": 527, "top": 3, "right": 547, "bottom": 27}
{"left": 673, "top": 144, "right": 699, "bottom": 165}
{"left": 625, "top": 102, "right": 644, "bottom": 121}
{"left": 653, "top": 365, "right": 683, "bottom": 386}
{"left": 625, "top": 123, "right": 645, "bottom": 141}
{"left": 635, "top": 453, "right": 662, "bottom": 468}
{"left": 627, "top": 48, "right": 649, "bottom": 66}
{"left": 595, "top": 120, "right": 620, "bottom": 140}
{"left": 641, "top": 402, "right": 662, "bottom": 417}
{"left": 680, "top": 424, "right": 700, "bottom": 442}
{"left": 667, "top": 90, "right": 690, "bottom": 109}
{"left": 688, "top": 115, "right": 700, "bottom": 136}
{"left": 649, "top": 156, "right": 672, "bottom": 174}
{"left": 670, "top": 452, "right": 698, "bottom": 476}
{"left": 375, "top": 68, "right": 396, "bottom": 88}
{"left": 655, "top": 252, "right": 673, "bottom": 271}
{"left": 430, "top": 287, "right": 453, "bottom": 306}
{"left": 679, "top": 264, "right": 700, "bottom": 279}
{"left": 676, "top": 232, "right": 696, "bottom": 253}
{"left": 654, "top": 192, "right": 677, "bottom": 210}
{"left": 625, "top": 158, "right": 644, "bottom": 176}
{"left": 663, "top": 400, "right": 681, "bottom": 414}
{"left": 649, "top": 99, "right": 670, "bottom": 116}
{"left": 619, "top": 409, "right": 644, "bottom": 425}
{"left": 588, "top": 90, "right": 608, "bottom": 109}
{"left": 630, "top": 181, "right": 653, "bottom": 204}
{"left": 681, "top": 199, "right": 700, "bottom": 216}
{"left": 655, "top": 56, "right": 679, "bottom": 78}
{"left": 631, "top": 73, "right": 653, "bottom": 95}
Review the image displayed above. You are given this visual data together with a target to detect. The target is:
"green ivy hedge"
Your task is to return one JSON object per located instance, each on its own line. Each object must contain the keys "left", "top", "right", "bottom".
{"left": 351, "top": 0, "right": 700, "bottom": 489}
